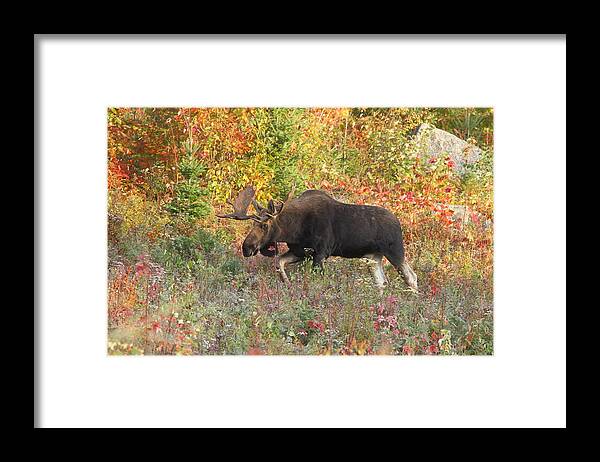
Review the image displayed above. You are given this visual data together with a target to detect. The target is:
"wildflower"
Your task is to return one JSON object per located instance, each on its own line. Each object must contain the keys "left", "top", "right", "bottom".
{"left": 385, "top": 295, "right": 398, "bottom": 306}
{"left": 439, "top": 329, "right": 452, "bottom": 354}
{"left": 402, "top": 344, "right": 415, "bottom": 355}
{"left": 307, "top": 320, "right": 325, "bottom": 333}
{"left": 135, "top": 260, "right": 151, "bottom": 277}
{"left": 386, "top": 316, "right": 397, "bottom": 328}
{"left": 148, "top": 281, "right": 160, "bottom": 300}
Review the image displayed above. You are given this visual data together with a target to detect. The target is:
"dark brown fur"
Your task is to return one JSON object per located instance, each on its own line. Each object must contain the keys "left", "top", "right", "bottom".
{"left": 241, "top": 190, "right": 418, "bottom": 290}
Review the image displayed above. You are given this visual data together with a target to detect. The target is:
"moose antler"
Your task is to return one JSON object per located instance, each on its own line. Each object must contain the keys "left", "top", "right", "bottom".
{"left": 286, "top": 183, "right": 296, "bottom": 202}
{"left": 220, "top": 183, "right": 297, "bottom": 221}
{"left": 255, "top": 183, "right": 296, "bottom": 218}
{"left": 217, "top": 185, "right": 262, "bottom": 222}
{"left": 252, "top": 199, "right": 266, "bottom": 214}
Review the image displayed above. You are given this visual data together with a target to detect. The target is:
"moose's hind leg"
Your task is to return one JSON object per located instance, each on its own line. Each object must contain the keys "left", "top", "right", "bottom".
{"left": 385, "top": 251, "right": 419, "bottom": 293}
{"left": 398, "top": 260, "right": 418, "bottom": 292}
{"left": 310, "top": 249, "right": 328, "bottom": 275}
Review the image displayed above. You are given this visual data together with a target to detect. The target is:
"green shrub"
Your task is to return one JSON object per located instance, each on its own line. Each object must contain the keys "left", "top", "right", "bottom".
{"left": 220, "top": 258, "right": 243, "bottom": 276}
{"left": 252, "top": 108, "right": 307, "bottom": 199}
{"left": 151, "top": 227, "right": 228, "bottom": 276}
{"left": 166, "top": 149, "right": 212, "bottom": 220}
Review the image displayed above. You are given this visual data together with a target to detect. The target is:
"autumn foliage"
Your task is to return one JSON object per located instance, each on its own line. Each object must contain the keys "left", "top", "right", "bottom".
{"left": 107, "top": 107, "right": 493, "bottom": 355}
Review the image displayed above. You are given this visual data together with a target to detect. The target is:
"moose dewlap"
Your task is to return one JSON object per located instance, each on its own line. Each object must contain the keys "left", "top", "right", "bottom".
{"left": 217, "top": 186, "right": 418, "bottom": 292}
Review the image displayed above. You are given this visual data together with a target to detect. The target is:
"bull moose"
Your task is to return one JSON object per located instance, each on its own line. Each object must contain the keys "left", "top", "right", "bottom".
{"left": 217, "top": 185, "right": 418, "bottom": 293}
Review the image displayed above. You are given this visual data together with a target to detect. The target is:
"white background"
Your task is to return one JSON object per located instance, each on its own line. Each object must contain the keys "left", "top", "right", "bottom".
{"left": 36, "top": 36, "right": 566, "bottom": 428}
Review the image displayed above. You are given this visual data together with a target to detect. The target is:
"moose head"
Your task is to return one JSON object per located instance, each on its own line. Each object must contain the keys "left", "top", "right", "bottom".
{"left": 216, "top": 185, "right": 289, "bottom": 258}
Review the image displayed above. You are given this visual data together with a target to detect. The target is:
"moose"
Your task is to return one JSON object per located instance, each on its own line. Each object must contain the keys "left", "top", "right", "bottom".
{"left": 217, "top": 185, "right": 418, "bottom": 293}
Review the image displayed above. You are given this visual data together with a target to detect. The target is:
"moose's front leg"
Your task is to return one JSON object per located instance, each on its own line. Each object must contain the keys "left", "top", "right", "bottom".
{"left": 311, "top": 251, "right": 327, "bottom": 275}
{"left": 275, "top": 251, "right": 304, "bottom": 284}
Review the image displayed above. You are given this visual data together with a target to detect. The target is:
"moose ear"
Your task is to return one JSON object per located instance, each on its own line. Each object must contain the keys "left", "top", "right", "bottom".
{"left": 267, "top": 199, "right": 276, "bottom": 214}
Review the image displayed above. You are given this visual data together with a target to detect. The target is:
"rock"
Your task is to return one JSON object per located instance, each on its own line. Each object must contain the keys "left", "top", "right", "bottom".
{"left": 446, "top": 204, "right": 492, "bottom": 230}
{"left": 413, "top": 123, "right": 482, "bottom": 174}
{"left": 447, "top": 204, "right": 470, "bottom": 224}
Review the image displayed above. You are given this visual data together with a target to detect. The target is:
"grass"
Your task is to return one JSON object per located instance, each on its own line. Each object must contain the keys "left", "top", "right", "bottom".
{"left": 107, "top": 219, "right": 493, "bottom": 356}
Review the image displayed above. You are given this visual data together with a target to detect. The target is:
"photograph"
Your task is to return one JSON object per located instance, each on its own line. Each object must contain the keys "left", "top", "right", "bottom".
{"left": 107, "top": 107, "right": 494, "bottom": 356}
{"left": 36, "top": 35, "right": 566, "bottom": 428}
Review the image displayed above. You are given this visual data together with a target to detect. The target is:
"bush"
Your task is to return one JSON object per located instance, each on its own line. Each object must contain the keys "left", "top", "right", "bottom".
{"left": 151, "top": 227, "right": 226, "bottom": 275}
{"left": 220, "top": 258, "right": 243, "bottom": 276}
{"left": 166, "top": 149, "right": 212, "bottom": 220}
{"left": 108, "top": 188, "right": 171, "bottom": 262}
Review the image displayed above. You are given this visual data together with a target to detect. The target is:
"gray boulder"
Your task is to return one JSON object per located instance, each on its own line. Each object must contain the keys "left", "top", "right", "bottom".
{"left": 446, "top": 204, "right": 492, "bottom": 230}
{"left": 413, "top": 123, "right": 482, "bottom": 174}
